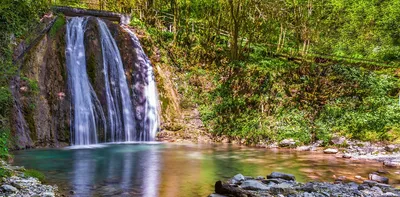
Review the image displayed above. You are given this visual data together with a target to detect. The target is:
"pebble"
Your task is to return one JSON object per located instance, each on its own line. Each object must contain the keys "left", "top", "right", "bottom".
{"left": 355, "top": 175, "right": 363, "bottom": 180}
{"left": 369, "top": 174, "right": 389, "bottom": 184}
{"left": 342, "top": 154, "right": 352, "bottom": 158}
{"left": 323, "top": 148, "right": 338, "bottom": 154}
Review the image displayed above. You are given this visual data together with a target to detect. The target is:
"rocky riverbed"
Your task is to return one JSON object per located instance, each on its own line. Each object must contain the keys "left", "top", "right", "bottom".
{"left": 0, "top": 160, "right": 57, "bottom": 197}
{"left": 258, "top": 137, "right": 400, "bottom": 168}
{"left": 210, "top": 172, "right": 400, "bottom": 197}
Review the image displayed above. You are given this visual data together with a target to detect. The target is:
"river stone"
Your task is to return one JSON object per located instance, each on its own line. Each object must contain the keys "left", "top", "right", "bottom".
{"left": 348, "top": 182, "right": 359, "bottom": 190}
{"left": 279, "top": 139, "right": 296, "bottom": 147}
{"left": 1, "top": 184, "right": 18, "bottom": 192}
{"left": 369, "top": 174, "right": 389, "bottom": 184}
{"left": 363, "top": 180, "right": 378, "bottom": 187}
{"left": 370, "top": 186, "right": 383, "bottom": 195}
{"left": 270, "top": 182, "right": 293, "bottom": 193}
{"left": 297, "top": 146, "right": 311, "bottom": 151}
{"left": 240, "top": 180, "right": 270, "bottom": 190}
{"left": 42, "top": 192, "right": 55, "bottom": 197}
{"left": 331, "top": 136, "right": 346, "bottom": 145}
{"left": 267, "top": 172, "right": 295, "bottom": 181}
{"left": 382, "top": 192, "right": 399, "bottom": 197}
{"left": 231, "top": 174, "right": 245, "bottom": 184}
{"left": 355, "top": 175, "right": 363, "bottom": 180}
{"left": 209, "top": 194, "right": 228, "bottom": 197}
{"left": 342, "top": 154, "right": 352, "bottom": 158}
{"left": 256, "top": 176, "right": 265, "bottom": 180}
{"left": 383, "top": 160, "right": 400, "bottom": 167}
{"left": 262, "top": 178, "right": 281, "bottom": 184}
{"left": 323, "top": 148, "right": 338, "bottom": 154}
{"left": 384, "top": 145, "right": 398, "bottom": 152}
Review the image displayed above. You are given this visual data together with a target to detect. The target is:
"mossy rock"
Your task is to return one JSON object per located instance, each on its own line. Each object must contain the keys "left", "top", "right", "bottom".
{"left": 24, "top": 169, "right": 45, "bottom": 182}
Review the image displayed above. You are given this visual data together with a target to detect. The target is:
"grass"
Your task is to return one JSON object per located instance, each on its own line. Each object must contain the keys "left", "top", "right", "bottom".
{"left": 24, "top": 169, "right": 46, "bottom": 182}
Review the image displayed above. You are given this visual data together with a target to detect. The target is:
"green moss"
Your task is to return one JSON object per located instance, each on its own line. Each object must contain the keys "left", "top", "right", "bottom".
{"left": 49, "top": 15, "right": 66, "bottom": 38}
{"left": 24, "top": 169, "right": 45, "bottom": 182}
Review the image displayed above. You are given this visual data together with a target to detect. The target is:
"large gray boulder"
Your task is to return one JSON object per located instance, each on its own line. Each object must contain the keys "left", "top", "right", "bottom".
{"left": 240, "top": 180, "right": 270, "bottom": 190}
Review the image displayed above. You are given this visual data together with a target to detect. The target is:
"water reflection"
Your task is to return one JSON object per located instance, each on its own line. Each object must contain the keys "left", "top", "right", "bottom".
{"left": 72, "top": 151, "right": 96, "bottom": 196}
{"left": 142, "top": 148, "right": 160, "bottom": 196}
{"left": 12, "top": 144, "right": 400, "bottom": 197}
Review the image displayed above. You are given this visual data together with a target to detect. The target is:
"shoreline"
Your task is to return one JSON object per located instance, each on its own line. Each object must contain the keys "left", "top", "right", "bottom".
{"left": 0, "top": 160, "right": 58, "bottom": 197}
{"left": 157, "top": 131, "right": 400, "bottom": 167}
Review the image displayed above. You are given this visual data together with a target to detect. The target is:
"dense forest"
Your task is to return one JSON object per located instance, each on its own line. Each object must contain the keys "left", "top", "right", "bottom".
{"left": 1, "top": 0, "right": 400, "bottom": 155}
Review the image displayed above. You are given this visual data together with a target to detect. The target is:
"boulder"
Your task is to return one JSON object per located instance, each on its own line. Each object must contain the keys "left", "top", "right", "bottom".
{"left": 369, "top": 174, "right": 389, "bottom": 184}
{"left": 323, "top": 148, "right": 338, "bottom": 154}
{"left": 231, "top": 174, "right": 245, "bottom": 184}
{"left": 267, "top": 172, "right": 295, "bottom": 181}
{"left": 215, "top": 181, "right": 255, "bottom": 197}
{"left": 279, "top": 139, "right": 296, "bottom": 147}
{"left": 297, "top": 146, "right": 311, "bottom": 151}
{"left": 1, "top": 184, "right": 18, "bottom": 192}
{"left": 383, "top": 160, "right": 400, "bottom": 168}
{"left": 240, "top": 180, "right": 270, "bottom": 190}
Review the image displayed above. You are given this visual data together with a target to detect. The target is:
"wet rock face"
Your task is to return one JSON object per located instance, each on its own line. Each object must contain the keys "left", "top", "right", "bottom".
{"left": 11, "top": 20, "right": 70, "bottom": 149}
{"left": 10, "top": 17, "right": 135, "bottom": 148}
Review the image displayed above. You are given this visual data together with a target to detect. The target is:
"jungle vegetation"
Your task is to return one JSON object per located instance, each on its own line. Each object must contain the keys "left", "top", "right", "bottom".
{"left": 1, "top": 0, "right": 399, "bottom": 151}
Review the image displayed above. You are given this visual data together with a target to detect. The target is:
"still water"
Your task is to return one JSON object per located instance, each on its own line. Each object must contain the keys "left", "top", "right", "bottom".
{"left": 12, "top": 143, "right": 400, "bottom": 197}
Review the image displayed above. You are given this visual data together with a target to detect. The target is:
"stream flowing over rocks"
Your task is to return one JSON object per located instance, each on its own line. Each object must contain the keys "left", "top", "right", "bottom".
{"left": 0, "top": 161, "right": 57, "bottom": 197}
{"left": 210, "top": 172, "right": 400, "bottom": 197}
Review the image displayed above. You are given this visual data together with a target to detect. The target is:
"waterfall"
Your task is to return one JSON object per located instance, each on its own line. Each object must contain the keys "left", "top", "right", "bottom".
{"left": 97, "top": 19, "right": 136, "bottom": 142}
{"left": 66, "top": 17, "right": 105, "bottom": 145}
{"left": 123, "top": 27, "right": 160, "bottom": 141}
{"left": 66, "top": 17, "right": 159, "bottom": 145}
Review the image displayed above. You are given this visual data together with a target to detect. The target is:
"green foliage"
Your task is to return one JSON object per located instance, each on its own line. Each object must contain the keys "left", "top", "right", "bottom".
{"left": 0, "top": 87, "right": 12, "bottom": 117}
{"left": 196, "top": 57, "right": 400, "bottom": 144}
{"left": 0, "top": 128, "right": 10, "bottom": 159}
{"left": 0, "top": 167, "right": 12, "bottom": 178}
{"left": 24, "top": 169, "right": 45, "bottom": 182}
{"left": 49, "top": 15, "right": 66, "bottom": 38}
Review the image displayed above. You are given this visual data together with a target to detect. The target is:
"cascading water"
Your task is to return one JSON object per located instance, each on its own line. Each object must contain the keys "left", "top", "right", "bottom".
{"left": 97, "top": 19, "right": 136, "bottom": 142}
{"left": 66, "top": 17, "right": 105, "bottom": 145}
{"left": 66, "top": 16, "right": 159, "bottom": 145}
{"left": 123, "top": 27, "right": 160, "bottom": 141}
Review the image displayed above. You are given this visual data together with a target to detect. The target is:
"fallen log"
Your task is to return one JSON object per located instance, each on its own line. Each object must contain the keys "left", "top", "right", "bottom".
{"left": 52, "top": 6, "right": 130, "bottom": 24}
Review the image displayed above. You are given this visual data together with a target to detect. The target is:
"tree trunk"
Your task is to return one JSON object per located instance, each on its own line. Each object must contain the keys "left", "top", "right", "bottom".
{"left": 228, "top": 0, "right": 241, "bottom": 60}
{"left": 277, "top": 23, "right": 283, "bottom": 52}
